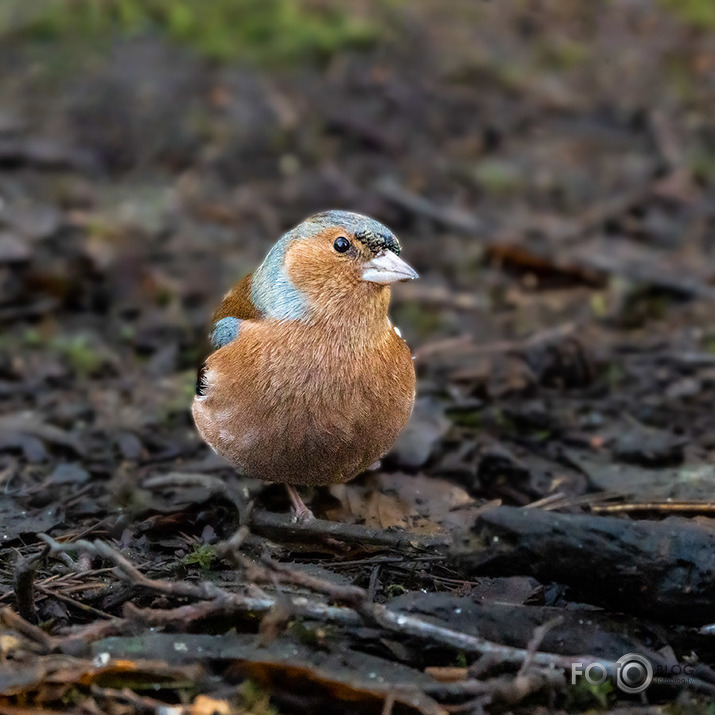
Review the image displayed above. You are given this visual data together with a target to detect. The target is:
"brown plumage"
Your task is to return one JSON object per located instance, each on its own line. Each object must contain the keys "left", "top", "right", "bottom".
{"left": 212, "top": 274, "right": 260, "bottom": 323}
{"left": 192, "top": 210, "right": 418, "bottom": 520}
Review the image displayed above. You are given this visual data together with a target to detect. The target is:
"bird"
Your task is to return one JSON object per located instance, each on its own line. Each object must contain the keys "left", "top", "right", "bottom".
{"left": 192, "top": 210, "right": 418, "bottom": 522}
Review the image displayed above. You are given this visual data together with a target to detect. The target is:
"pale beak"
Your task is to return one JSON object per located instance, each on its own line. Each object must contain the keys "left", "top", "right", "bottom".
{"left": 362, "top": 250, "right": 419, "bottom": 284}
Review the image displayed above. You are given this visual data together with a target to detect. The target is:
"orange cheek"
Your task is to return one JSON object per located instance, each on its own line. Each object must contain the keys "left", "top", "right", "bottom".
{"left": 284, "top": 242, "right": 360, "bottom": 303}
{"left": 284, "top": 241, "right": 323, "bottom": 286}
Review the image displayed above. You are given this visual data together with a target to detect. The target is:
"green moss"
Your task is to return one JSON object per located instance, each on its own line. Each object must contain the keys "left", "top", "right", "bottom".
{"left": 472, "top": 159, "right": 524, "bottom": 195}
{"left": 606, "top": 362, "right": 623, "bottom": 390}
{"left": 182, "top": 542, "right": 217, "bottom": 570}
{"left": 659, "top": 0, "right": 715, "bottom": 29}
{"left": 449, "top": 410, "right": 482, "bottom": 428}
{"left": 385, "top": 583, "right": 408, "bottom": 597}
{"left": 0, "top": 0, "right": 385, "bottom": 65}
{"left": 667, "top": 700, "right": 715, "bottom": 715}
{"left": 664, "top": 53, "right": 699, "bottom": 103}
{"left": 168, "top": 0, "right": 379, "bottom": 64}
{"left": 52, "top": 334, "right": 106, "bottom": 376}
{"left": 22, "top": 327, "right": 44, "bottom": 347}
{"left": 157, "top": 369, "right": 198, "bottom": 426}
{"left": 490, "top": 407, "right": 516, "bottom": 434}
{"left": 240, "top": 680, "right": 280, "bottom": 715}
{"left": 589, "top": 292, "right": 608, "bottom": 319}
{"left": 687, "top": 144, "right": 715, "bottom": 183}
{"left": 538, "top": 38, "right": 589, "bottom": 70}
{"left": 119, "top": 324, "right": 136, "bottom": 342}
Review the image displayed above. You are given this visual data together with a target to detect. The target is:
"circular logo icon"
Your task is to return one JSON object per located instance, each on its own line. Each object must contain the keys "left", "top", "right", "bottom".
{"left": 615, "top": 654, "right": 653, "bottom": 694}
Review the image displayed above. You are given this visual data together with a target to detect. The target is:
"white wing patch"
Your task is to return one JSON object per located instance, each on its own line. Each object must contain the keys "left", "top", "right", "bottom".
{"left": 387, "top": 318, "right": 404, "bottom": 339}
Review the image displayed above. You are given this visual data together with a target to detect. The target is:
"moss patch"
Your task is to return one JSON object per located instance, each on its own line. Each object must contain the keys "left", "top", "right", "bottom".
{"left": 0, "top": 0, "right": 388, "bottom": 65}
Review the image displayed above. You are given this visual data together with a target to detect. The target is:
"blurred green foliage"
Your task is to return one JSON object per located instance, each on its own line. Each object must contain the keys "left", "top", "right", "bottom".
{"left": 53, "top": 334, "right": 107, "bottom": 376}
{"left": 239, "top": 680, "right": 280, "bottom": 715}
{"left": 666, "top": 701, "right": 715, "bottom": 715}
{"left": 20, "top": 328, "right": 106, "bottom": 377}
{"left": 659, "top": 0, "right": 715, "bottom": 29}
{"left": 471, "top": 159, "right": 524, "bottom": 195}
{"left": 565, "top": 678, "right": 614, "bottom": 709}
{"left": 0, "top": 0, "right": 384, "bottom": 64}
{"left": 687, "top": 144, "right": 715, "bottom": 183}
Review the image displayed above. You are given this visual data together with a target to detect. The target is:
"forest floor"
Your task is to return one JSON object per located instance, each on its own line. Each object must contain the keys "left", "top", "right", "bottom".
{"left": 1, "top": 2, "right": 715, "bottom": 713}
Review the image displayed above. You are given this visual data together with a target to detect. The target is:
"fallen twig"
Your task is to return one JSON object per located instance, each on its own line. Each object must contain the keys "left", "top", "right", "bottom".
{"left": 517, "top": 616, "right": 564, "bottom": 677}
{"left": 423, "top": 669, "right": 565, "bottom": 707}
{"left": 364, "top": 603, "right": 595, "bottom": 672}
{"left": 0, "top": 606, "right": 53, "bottom": 653}
{"left": 591, "top": 501, "right": 715, "bottom": 515}
{"left": 249, "top": 510, "right": 452, "bottom": 552}
{"left": 13, "top": 549, "right": 45, "bottom": 623}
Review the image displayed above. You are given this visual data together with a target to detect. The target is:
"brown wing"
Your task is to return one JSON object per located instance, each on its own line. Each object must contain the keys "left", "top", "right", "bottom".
{"left": 212, "top": 273, "right": 262, "bottom": 323}
{"left": 196, "top": 274, "right": 262, "bottom": 396}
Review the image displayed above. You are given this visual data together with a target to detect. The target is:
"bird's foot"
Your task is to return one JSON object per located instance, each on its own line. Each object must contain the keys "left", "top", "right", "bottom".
{"left": 286, "top": 484, "right": 315, "bottom": 524}
{"left": 292, "top": 504, "right": 316, "bottom": 524}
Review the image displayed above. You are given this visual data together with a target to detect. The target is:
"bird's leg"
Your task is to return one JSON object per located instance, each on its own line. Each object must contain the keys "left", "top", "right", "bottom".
{"left": 286, "top": 484, "right": 315, "bottom": 523}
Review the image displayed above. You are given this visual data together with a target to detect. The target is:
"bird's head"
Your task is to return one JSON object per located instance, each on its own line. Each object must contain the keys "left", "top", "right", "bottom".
{"left": 251, "top": 210, "right": 418, "bottom": 323}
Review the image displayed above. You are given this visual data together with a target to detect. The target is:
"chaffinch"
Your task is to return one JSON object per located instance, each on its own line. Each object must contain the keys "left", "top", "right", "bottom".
{"left": 192, "top": 210, "right": 418, "bottom": 521}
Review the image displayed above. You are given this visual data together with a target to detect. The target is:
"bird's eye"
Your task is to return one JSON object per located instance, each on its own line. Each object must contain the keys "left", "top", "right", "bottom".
{"left": 333, "top": 237, "right": 350, "bottom": 253}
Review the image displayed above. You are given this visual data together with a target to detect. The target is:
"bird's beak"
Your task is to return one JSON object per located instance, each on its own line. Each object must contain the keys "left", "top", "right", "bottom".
{"left": 362, "top": 251, "right": 419, "bottom": 284}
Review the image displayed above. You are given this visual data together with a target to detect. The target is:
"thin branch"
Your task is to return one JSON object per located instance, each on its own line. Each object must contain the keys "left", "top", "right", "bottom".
{"left": 424, "top": 669, "right": 565, "bottom": 706}
{"left": 364, "top": 604, "right": 604, "bottom": 673}
{"left": 517, "top": 616, "right": 564, "bottom": 677}
{"left": 0, "top": 607, "right": 53, "bottom": 653}
{"left": 249, "top": 510, "right": 451, "bottom": 552}
{"left": 13, "top": 548, "right": 46, "bottom": 623}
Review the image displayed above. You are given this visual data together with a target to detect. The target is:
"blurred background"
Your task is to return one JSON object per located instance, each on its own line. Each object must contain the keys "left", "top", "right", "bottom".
{"left": 1, "top": 0, "right": 714, "bottom": 506}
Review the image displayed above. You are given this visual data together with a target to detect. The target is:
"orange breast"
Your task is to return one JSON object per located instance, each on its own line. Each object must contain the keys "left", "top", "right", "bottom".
{"left": 192, "top": 321, "right": 416, "bottom": 486}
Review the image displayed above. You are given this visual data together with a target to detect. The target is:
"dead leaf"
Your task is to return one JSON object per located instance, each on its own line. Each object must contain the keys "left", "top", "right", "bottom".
{"left": 0, "top": 413, "right": 85, "bottom": 462}
{"left": 0, "top": 498, "right": 63, "bottom": 542}
{"left": 328, "top": 473, "right": 476, "bottom": 534}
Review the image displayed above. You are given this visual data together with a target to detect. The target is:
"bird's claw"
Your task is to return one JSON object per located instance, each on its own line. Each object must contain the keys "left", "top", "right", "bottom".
{"left": 286, "top": 484, "right": 315, "bottom": 524}
{"left": 292, "top": 506, "right": 316, "bottom": 524}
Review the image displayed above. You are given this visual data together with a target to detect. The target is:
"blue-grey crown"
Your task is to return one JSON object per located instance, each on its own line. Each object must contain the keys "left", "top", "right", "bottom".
{"left": 306, "top": 210, "right": 401, "bottom": 256}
